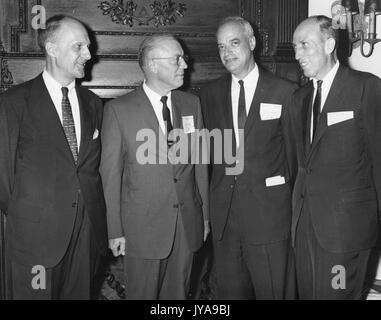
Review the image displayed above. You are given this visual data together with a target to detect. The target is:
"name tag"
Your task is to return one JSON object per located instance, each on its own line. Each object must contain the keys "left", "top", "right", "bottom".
{"left": 260, "top": 103, "right": 282, "bottom": 120}
{"left": 327, "top": 111, "right": 354, "bottom": 126}
{"left": 182, "top": 116, "right": 195, "bottom": 134}
{"left": 265, "top": 175, "right": 286, "bottom": 187}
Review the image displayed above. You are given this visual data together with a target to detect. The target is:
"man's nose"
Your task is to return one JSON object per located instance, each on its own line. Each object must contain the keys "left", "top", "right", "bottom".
{"left": 294, "top": 47, "right": 301, "bottom": 61}
{"left": 179, "top": 57, "right": 188, "bottom": 69}
{"left": 83, "top": 47, "right": 91, "bottom": 60}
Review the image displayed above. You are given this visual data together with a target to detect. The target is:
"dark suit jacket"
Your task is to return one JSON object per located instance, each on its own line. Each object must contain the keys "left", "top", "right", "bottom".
{"left": 200, "top": 67, "right": 297, "bottom": 244}
{"left": 291, "top": 65, "right": 381, "bottom": 253}
{"left": 0, "top": 74, "right": 108, "bottom": 267}
{"left": 100, "top": 86, "right": 209, "bottom": 260}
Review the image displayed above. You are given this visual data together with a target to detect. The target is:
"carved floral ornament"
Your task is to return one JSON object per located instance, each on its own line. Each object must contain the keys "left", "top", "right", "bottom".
{"left": 98, "top": 0, "right": 187, "bottom": 27}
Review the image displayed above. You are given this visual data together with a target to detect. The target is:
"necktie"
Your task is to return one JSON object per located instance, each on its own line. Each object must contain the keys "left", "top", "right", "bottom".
{"left": 61, "top": 87, "right": 78, "bottom": 164}
{"left": 238, "top": 80, "right": 247, "bottom": 131}
{"left": 160, "top": 96, "right": 174, "bottom": 146}
{"left": 312, "top": 80, "right": 323, "bottom": 142}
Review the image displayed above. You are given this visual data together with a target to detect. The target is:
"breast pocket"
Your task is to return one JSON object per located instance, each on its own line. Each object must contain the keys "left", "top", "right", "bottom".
{"left": 253, "top": 118, "right": 282, "bottom": 154}
{"left": 321, "top": 118, "right": 362, "bottom": 164}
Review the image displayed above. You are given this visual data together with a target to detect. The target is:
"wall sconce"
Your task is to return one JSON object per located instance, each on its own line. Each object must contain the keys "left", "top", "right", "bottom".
{"left": 342, "top": 0, "right": 381, "bottom": 57}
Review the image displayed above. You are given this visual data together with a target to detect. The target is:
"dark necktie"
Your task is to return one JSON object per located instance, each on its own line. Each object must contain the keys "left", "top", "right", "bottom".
{"left": 160, "top": 96, "right": 174, "bottom": 146}
{"left": 312, "top": 80, "right": 323, "bottom": 142}
{"left": 61, "top": 87, "right": 78, "bottom": 164}
{"left": 238, "top": 80, "right": 247, "bottom": 131}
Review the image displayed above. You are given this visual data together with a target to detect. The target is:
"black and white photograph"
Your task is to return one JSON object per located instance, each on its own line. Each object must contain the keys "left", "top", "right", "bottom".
{"left": 0, "top": 0, "right": 381, "bottom": 307}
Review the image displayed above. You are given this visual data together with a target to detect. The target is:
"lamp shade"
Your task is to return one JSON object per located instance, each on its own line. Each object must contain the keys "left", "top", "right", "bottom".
{"left": 342, "top": 0, "right": 360, "bottom": 13}
{"left": 365, "top": 0, "right": 381, "bottom": 14}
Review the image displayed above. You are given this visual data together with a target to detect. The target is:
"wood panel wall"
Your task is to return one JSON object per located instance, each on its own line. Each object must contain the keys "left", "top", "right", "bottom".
{"left": 0, "top": 0, "right": 308, "bottom": 299}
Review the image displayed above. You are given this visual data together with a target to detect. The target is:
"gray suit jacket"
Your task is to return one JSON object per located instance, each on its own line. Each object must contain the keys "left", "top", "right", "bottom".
{"left": 100, "top": 86, "right": 209, "bottom": 259}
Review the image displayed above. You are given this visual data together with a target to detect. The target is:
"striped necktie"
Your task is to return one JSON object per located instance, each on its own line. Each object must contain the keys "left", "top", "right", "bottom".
{"left": 61, "top": 87, "right": 78, "bottom": 164}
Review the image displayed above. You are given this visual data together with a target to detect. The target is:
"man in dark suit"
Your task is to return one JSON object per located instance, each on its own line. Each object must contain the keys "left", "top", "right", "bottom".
{"left": 0, "top": 15, "right": 108, "bottom": 299}
{"left": 200, "top": 16, "right": 297, "bottom": 299}
{"left": 291, "top": 15, "right": 381, "bottom": 299}
{"left": 100, "top": 34, "right": 209, "bottom": 300}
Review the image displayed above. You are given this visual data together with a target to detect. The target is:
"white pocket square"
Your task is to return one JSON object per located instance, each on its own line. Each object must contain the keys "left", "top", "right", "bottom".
{"left": 260, "top": 103, "right": 282, "bottom": 120}
{"left": 265, "top": 175, "right": 286, "bottom": 187}
{"left": 327, "top": 111, "right": 354, "bottom": 126}
{"left": 93, "top": 129, "right": 99, "bottom": 140}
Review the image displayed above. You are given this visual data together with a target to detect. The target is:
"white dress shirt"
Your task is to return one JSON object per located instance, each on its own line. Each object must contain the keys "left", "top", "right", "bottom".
{"left": 42, "top": 70, "right": 81, "bottom": 148}
{"left": 143, "top": 81, "right": 173, "bottom": 134}
{"left": 310, "top": 61, "right": 340, "bottom": 142}
{"left": 231, "top": 64, "right": 259, "bottom": 146}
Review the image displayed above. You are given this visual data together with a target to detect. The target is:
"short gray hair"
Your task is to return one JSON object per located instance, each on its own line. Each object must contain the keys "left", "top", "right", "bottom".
{"left": 38, "top": 15, "right": 84, "bottom": 54}
{"left": 306, "top": 15, "right": 339, "bottom": 43}
{"left": 138, "top": 34, "right": 178, "bottom": 69}
{"left": 217, "top": 16, "right": 255, "bottom": 39}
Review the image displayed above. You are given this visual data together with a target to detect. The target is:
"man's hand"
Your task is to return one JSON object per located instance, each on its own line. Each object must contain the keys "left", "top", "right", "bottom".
{"left": 109, "top": 237, "right": 126, "bottom": 257}
{"left": 204, "top": 220, "right": 210, "bottom": 242}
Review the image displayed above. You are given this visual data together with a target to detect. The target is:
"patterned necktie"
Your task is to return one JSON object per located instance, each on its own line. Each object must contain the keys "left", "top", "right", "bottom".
{"left": 61, "top": 87, "right": 78, "bottom": 164}
{"left": 161, "top": 96, "right": 174, "bottom": 146}
{"left": 312, "top": 80, "right": 323, "bottom": 142}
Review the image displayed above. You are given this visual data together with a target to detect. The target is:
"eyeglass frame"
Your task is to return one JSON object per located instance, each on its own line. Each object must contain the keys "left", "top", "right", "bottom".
{"left": 151, "top": 54, "right": 189, "bottom": 66}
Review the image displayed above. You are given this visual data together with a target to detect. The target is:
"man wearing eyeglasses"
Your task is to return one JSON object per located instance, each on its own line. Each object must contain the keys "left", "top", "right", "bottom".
{"left": 100, "top": 34, "right": 209, "bottom": 299}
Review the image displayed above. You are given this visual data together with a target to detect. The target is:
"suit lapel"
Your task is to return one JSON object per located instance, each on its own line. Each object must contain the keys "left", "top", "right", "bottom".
{"left": 137, "top": 87, "right": 168, "bottom": 156}
{"left": 76, "top": 86, "right": 93, "bottom": 166}
{"left": 308, "top": 66, "right": 347, "bottom": 160}
{"left": 243, "top": 68, "right": 267, "bottom": 140}
{"left": 303, "top": 82, "right": 314, "bottom": 157}
{"left": 171, "top": 92, "right": 182, "bottom": 131}
{"left": 218, "top": 76, "right": 236, "bottom": 151}
{"left": 29, "top": 75, "right": 76, "bottom": 166}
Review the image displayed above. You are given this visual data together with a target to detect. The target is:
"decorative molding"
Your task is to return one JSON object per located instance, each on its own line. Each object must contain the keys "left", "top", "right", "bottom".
{"left": 276, "top": 0, "right": 308, "bottom": 57}
{"left": 1, "top": 59, "right": 14, "bottom": 85}
{"left": 98, "top": 0, "right": 186, "bottom": 27}
{"left": 0, "top": 51, "right": 220, "bottom": 62}
{"left": 94, "top": 30, "right": 215, "bottom": 37}
{"left": 251, "top": 0, "right": 269, "bottom": 56}
{"left": 10, "top": 0, "right": 28, "bottom": 52}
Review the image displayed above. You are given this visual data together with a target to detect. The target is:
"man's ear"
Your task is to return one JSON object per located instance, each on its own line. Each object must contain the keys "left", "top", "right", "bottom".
{"left": 249, "top": 36, "right": 256, "bottom": 52}
{"left": 325, "top": 37, "right": 336, "bottom": 55}
{"left": 148, "top": 60, "right": 158, "bottom": 74}
{"left": 45, "top": 42, "right": 57, "bottom": 58}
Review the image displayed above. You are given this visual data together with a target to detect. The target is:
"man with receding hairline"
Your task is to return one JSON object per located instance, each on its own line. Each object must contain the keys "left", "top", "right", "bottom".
{"left": 200, "top": 16, "right": 297, "bottom": 300}
{"left": 100, "top": 34, "right": 209, "bottom": 299}
{"left": 291, "top": 15, "right": 381, "bottom": 299}
{"left": 0, "top": 15, "right": 108, "bottom": 299}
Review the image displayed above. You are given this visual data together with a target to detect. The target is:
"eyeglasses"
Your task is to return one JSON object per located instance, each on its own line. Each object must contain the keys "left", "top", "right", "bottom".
{"left": 151, "top": 54, "right": 189, "bottom": 66}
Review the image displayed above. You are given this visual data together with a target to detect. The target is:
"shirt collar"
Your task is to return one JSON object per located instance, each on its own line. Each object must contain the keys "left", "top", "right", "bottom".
{"left": 231, "top": 63, "right": 259, "bottom": 85}
{"left": 42, "top": 69, "right": 76, "bottom": 92}
{"left": 143, "top": 81, "right": 172, "bottom": 103}
{"left": 312, "top": 61, "right": 340, "bottom": 89}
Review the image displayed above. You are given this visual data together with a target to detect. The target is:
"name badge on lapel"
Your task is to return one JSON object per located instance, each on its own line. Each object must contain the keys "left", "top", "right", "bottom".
{"left": 182, "top": 116, "right": 195, "bottom": 134}
{"left": 260, "top": 103, "right": 282, "bottom": 120}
